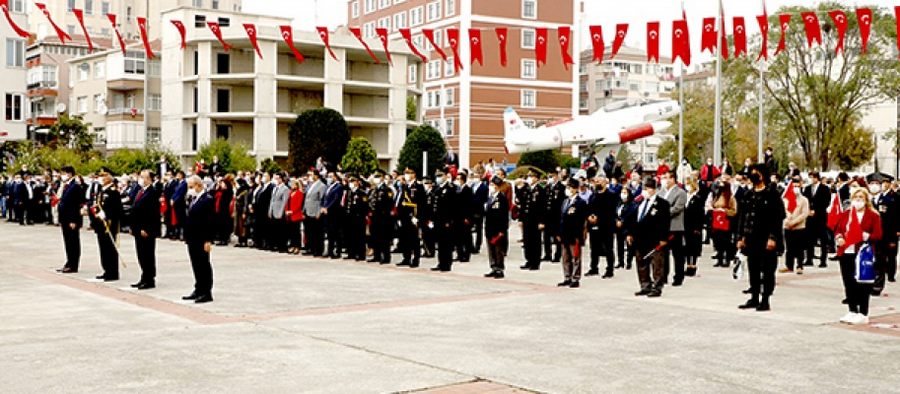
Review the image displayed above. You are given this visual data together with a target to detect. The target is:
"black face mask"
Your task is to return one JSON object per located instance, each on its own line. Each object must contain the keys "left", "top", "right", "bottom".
{"left": 748, "top": 173, "right": 762, "bottom": 185}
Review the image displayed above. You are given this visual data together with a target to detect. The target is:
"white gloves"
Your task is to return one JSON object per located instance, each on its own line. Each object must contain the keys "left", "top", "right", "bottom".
{"left": 98, "top": 211, "right": 106, "bottom": 221}
{"left": 412, "top": 218, "right": 419, "bottom": 225}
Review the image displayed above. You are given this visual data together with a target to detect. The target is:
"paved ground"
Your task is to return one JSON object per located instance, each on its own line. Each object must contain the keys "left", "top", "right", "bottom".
{"left": 1, "top": 221, "right": 899, "bottom": 393}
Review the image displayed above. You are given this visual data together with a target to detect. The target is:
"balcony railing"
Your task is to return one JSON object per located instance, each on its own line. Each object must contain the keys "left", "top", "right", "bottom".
{"left": 108, "top": 108, "right": 145, "bottom": 116}
{"left": 27, "top": 81, "right": 58, "bottom": 90}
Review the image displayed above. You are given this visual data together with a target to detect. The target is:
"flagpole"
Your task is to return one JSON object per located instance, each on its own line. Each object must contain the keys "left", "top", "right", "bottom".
{"left": 678, "top": 0, "right": 685, "bottom": 168}
{"left": 713, "top": 0, "right": 723, "bottom": 167}
{"left": 757, "top": 0, "right": 766, "bottom": 163}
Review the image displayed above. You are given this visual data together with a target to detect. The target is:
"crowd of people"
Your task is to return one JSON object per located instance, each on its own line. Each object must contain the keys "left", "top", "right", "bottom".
{"left": 0, "top": 149, "right": 895, "bottom": 323}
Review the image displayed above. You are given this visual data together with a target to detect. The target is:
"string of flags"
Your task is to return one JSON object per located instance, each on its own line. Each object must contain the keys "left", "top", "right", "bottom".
{"left": 3, "top": 2, "right": 896, "bottom": 69}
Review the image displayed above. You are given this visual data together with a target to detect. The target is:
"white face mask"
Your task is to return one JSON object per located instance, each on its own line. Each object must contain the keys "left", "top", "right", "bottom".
{"left": 621, "top": 193, "right": 629, "bottom": 202}
{"left": 138, "top": 178, "right": 148, "bottom": 188}
{"left": 61, "top": 174, "right": 70, "bottom": 182}
{"left": 436, "top": 176, "right": 445, "bottom": 185}
{"left": 188, "top": 188, "right": 202, "bottom": 198}
{"left": 793, "top": 187, "right": 801, "bottom": 196}
{"left": 869, "top": 184, "right": 881, "bottom": 194}
{"left": 489, "top": 185, "right": 497, "bottom": 195}
{"left": 565, "top": 189, "right": 576, "bottom": 198}
{"left": 641, "top": 190, "right": 651, "bottom": 199}
{"left": 852, "top": 199, "right": 866, "bottom": 211}
{"left": 404, "top": 174, "right": 412, "bottom": 182}
{"left": 525, "top": 178, "right": 534, "bottom": 186}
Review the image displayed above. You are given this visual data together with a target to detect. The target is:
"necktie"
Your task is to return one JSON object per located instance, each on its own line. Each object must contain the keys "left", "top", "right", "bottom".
{"left": 136, "top": 188, "right": 145, "bottom": 202}
{"left": 640, "top": 200, "right": 650, "bottom": 221}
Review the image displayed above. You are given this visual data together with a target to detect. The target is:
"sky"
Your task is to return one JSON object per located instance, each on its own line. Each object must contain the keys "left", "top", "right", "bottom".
{"left": 246, "top": 0, "right": 898, "bottom": 67}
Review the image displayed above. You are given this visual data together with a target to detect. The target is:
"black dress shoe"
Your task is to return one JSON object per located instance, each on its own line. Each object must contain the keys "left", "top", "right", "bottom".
{"left": 519, "top": 265, "right": 531, "bottom": 270}
{"left": 818, "top": 263, "right": 828, "bottom": 268}
{"left": 430, "top": 267, "right": 443, "bottom": 271}
{"left": 484, "top": 272, "right": 498, "bottom": 278}
{"left": 889, "top": 276, "right": 896, "bottom": 283}
{"left": 738, "top": 300, "right": 759, "bottom": 309}
{"left": 95, "top": 275, "right": 106, "bottom": 280}
{"left": 493, "top": 272, "right": 504, "bottom": 279}
{"left": 584, "top": 270, "right": 600, "bottom": 277}
{"left": 57, "top": 267, "right": 77, "bottom": 274}
{"left": 635, "top": 289, "right": 651, "bottom": 296}
{"left": 137, "top": 282, "right": 155, "bottom": 290}
{"left": 380, "top": 261, "right": 391, "bottom": 265}
{"left": 647, "top": 289, "right": 661, "bottom": 297}
{"left": 756, "top": 301, "right": 770, "bottom": 311}
{"left": 742, "top": 288, "right": 752, "bottom": 294}
{"left": 557, "top": 280, "right": 572, "bottom": 287}
{"left": 182, "top": 293, "right": 199, "bottom": 301}
{"left": 541, "top": 256, "right": 552, "bottom": 262}
{"left": 397, "top": 261, "right": 411, "bottom": 267}
{"left": 601, "top": 272, "right": 614, "bottom": 279}
{"left": 569, "top": 281, "right": 580, "bottom": 288}
{"left": 367, "top": 259, "right": 379, "bottom": 263}
{"left": 104, "top": 277, "right": 119, "bottom": 282}
{"left": 841, "top": 298, "right": 849, "bottom": 305}
{"left": 194, "top": 294, "right": 213, "bottom": 303}
{"left": 672, "top": 280, "right": 683, "bottom": 287}
{"left": 130, "top": 282, "right": 143, "bottom": 288}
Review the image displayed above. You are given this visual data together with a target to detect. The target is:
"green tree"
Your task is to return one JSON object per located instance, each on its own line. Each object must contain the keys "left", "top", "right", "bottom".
{"left": 104, "top": 144, "right": 180, "bottom": 175}
{"left": 49, "top": 115, "right": 94, "bottom": 153}
{"left": 406, "top": 96, "right": 418, "bottom": 121}
{"left": 341, "top": 137, "right": 380, "bottom": 175}
{"left": 288, "top": 108, "right": 350, "bottom": 175}
{"left": 517, "top": 150, "right": 559, "bottom": 173}
{"left": 259, "top": 158, "right": 283, "bottom": 174}
{"left": 833, "top": 124, "right": 876, "bottom": 170}
{"left": 197, "top": 139, "right": 257, "bottom": 173}
{"left": 398, "top": 125, "right": 446, "bottom": 177}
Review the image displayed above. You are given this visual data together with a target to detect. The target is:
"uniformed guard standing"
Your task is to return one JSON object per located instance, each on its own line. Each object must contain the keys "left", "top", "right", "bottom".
{"left": 88, "top": 168, "right": 123, "bottom": 282}
{"left": 484, "top": 177, "right": 510, "bottom": 279}
{"left": 343, "top": 175, "right": 369, "bottom": 261}
{"left": 397, "top": 168, "right": 425, "bottom": 268}
{"left": 368, "top": 171, "right": 395, "bottom": 264}
{"left": 519, "top": 171, "right": 547, "bottom": 271}
{"left": 872, "top": 178, "right": 898, "bottom": 296}
{"left": 544, "top": 172, "right": 566, "bottom": 262}
{"left": 431, "top": 170, "right": 457, "bottom": 272}
{"left": 454, "top": 172, "right": 474, "bottom": 263}
{"left": 421, "top": 178, "right": 437, "bottom": 258}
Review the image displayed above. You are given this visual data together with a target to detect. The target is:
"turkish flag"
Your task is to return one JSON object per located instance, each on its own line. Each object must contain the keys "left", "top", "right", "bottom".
{"left": 243, "top": 24, "right": 262, "bottom": 59}
{"left": 495, "top": 27, "right": 508, "bottom": 67}
{"left": 535, "top": 27, "right": 548, "bottom": 67}
{"left": 349, "top": 27, "right": 377, "bottom": 63}
{"left": 447, "top": 28, "right": 463, "bottom": 72}
{"left": 35, "top": 3, "right": 70, "bottom": 43}
{"left": 399, "top": 29, "right": 426, "bottom": 62}
{"left": 469, "top": 28, "right": 483, "bottom": 66}
{"left": 376, "top": 27, "right": 392, "bottom": 65}
{"left": 859, "top": 8, "right": 874, "bottom": 54}
{"left": 646, "top": 22, "right": 659, "bottom": 63}
{"left": 757, "top": 13, "right": 769, "bottom": 61}
{"left": 317, "top": 27, "right": 338, "bottom": 61}
{"left": 828, "top": 10, "right": 848, "bottom": 55}
{"left": 0, "top": 0, "right": 28, "bottom": 38}
{"left": 280, "top": 25, "right": 306, "bottom": 63}
{"left": 838, "top": 210, "right": 864, "bottom": 256}
{"left": 611, "top": 24, "right": 628, "bottom": 59}
{"left": 138, "top": 17, "right": 154, "bottom": 59}
{"left": 558, "top": 26, "right": 573, "bottom": 69}
{"left": 207, "top": 22, "right": 231, "bottom": 52}
{"left": 672, "top": 20, "right": 690, "bottom": 66}
{"left": 775, "top": 14, "right": 791, "bottom": 56}
{"left": 423, "top": 29, "right": 447, "bottom": 61}
{"left": 732, "top": 17, "right": 746, "bottom": 57}
{"left": 588, "top": 25, "right": 604, "bottom": 63}
{"left": 783, "top": 184, "right": 797, "bottom": 213}
{"left": 827, "top": 193, "right": 843, "bottom": 230}
{"left": 800, "top": 12, "right": 821, "bottom": 48}
{"left": 107, "top": 14, "right": 127, "bottom": 55}
{"left": 170, "top": 20, "right": 186, "bottom": 50}
{"left": 72, "top": 10, "right": 93, "bottom": 52}
{"left": 701, "top": 17, "right": 717, "bottom": 54}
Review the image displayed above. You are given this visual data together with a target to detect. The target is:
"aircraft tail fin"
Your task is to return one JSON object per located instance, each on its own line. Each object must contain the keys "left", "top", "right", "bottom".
{"left": 503, "top": 107, "right": 530, "bottom": 149}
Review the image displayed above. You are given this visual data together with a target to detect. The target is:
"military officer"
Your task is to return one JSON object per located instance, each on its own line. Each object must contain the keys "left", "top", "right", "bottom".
{"left": 368, "top": 170, "right": 395, "bottom": 264}
{"left": 88, "top": 168, "right": 123, "bottom": 282}
{"left": 343, "top": 175, "right": 369, "bottom": 261}
{"left": 484, "top": 177, "right": 510, "bottom": 279}
{"left": 431, "top": 170, "right": 457, "bottom": 272}
{"left": 421, "top": 177, "right": 437, "bottom": 258}
{"left": 544, "top": 171, "right": 566, "bottom": 262}
{"left": 519, "top": 171, "right": 547, "bottom": 270}
{"left": 872, "top": 178, "right": 898, "bottom": 296}
{"left": 397, "top": 168, "right": 425, "bottom": 267}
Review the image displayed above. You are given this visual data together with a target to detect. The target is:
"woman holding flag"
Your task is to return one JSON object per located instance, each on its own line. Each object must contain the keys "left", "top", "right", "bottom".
{"left": 833, "top": 188, "right": 882, "bottom": 326}
{"left": 780, "top": 177, "right": 809, "bottom": 274}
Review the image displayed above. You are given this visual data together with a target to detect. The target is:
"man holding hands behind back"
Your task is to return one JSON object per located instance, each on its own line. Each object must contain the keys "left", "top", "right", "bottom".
{"left": 182, "top": 175, "right": 216, "bottom": 303}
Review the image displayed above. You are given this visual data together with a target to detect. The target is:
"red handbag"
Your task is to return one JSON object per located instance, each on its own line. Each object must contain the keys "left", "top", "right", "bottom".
{"left": 712, "top": 210, "right": 730, "bottom": 232}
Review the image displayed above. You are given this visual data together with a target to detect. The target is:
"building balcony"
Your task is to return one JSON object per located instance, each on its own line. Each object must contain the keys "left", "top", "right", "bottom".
{"left": 27, "top": 113, "right": 58, "bottom": 127}
{"left": 107, "top": 108, "right": 145, "bottom": 122}
{"left": 26, "top": 83, "right": 59, "bottom": 98}
{"left": 108, "top": 79, "right": 145, "bottom": 91}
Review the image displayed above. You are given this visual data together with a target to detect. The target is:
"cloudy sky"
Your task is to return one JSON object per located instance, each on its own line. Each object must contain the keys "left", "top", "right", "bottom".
{"left": 246, "top": 0, "right": 895, "bottom": 65}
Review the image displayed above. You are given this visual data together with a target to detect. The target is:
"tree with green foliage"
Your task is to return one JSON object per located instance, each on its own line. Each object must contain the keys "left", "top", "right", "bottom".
{"left": 105, "top": 144, "right": 181, "bottom": 175}
{"left": 197, "top": 139, "right": 257, "bottom": 173}
{"left": 49, "top": 115, "right": 94, "bottom": 153}
{"left": 398, "top": 125, "right": 446, "bottom": 177}
{"left": 341, "top": 137, "right": 380, "bottom": 175}
{"left": 517, "top": 150, "right": 559, "bottom": 173}
{"left": 288, "top": 108, "right": 350, "bottom": 175}
{"left": 259, "top": 158, "right": 283, "bottom": 174}
{"left": 406, "top": 96, "right": 418, "bottom": 121}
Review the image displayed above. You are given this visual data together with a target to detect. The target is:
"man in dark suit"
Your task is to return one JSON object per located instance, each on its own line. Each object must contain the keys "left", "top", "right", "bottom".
{"left": 558, "top": 179, "right": 588, "bottom": 288}
{"left": 171, "top": 171, "right": 188, "bottom": 240}
{"left": 322, "top": 171, "right": 346, "bottom": 259}
{"left": 88, "top": 168, "right": 123, "bottom": 282}
{"left": 626, "top": 178, "right": 671, "bottom": 298}
{"left": 163, "top": 171, "right": 177, "bottom": 238}
{"left": 586, "top": 177, "right": 618, "bottom": 278}
{"left": 544, "top": 171, "right": 566, "bottom": 263}
{"left": 454, "top": 172, "right": 474, "bottom": 263}
{"left": 251, "top": 173, "right": 274, "bottom": 250}
{"left": 367, "top": 171, "right": 393, "bottom": 263}
{"left": 56, "top": 166, "right": 85, "bottom": 274}
{"left": 182, "top": 175, "right": 216, "bottom": 303}
{"left": 12, "top": 173, "right": 29, "bottom": 225}
{"left": 470, "top": 173, "right": 489, "bottom": 255}
{"left": 484, "top": 177, "right": 510, "bottom": 278}
{"left": 803, "top": 171, "right": 832, "bottom": 268}
{"left": 872, "top": 178, "right": 898, "bottom": 296}
{"left": 130, "top": 170, "right": 161, "bottom": 289}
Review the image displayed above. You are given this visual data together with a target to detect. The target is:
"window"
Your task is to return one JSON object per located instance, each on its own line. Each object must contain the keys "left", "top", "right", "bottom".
{"left": 216, "top": 124, "right": 231, "bottom": 140}
{"left": 521, "top": 89, "right": 536, "bottom": 108}
{"left": 84, "top": 0, "right": 93, "bottom": 14}
{"left": 363, "top": 22, "right": 375, "bottom": 39}
{"left": 94, "top": 61, "right": 105, "bottom": 78}
{"left": 364, "top": 0, "right": 375, "bottom": 14}
{"left": 193, "top": 0, "right": 203, "bottom": 7}
{"left": 521, "top": 29, "right": 535, "bottom": 49}
{"left": 5, "top": 39, "right": 24, "bottom": 67}
{"left": 426, "top": 90, "right": 442, "bottom": 108}
{"left": 124, "top": 51, "right": 146, "bottom": 74}
{"left": 409, "top": 7, "right": 423, "bottom": 26}
{"left": 192, "top": 87, "right": 198, "bottom": 112}
{"left": 579, "top": 99, "right": 587, "bottom": 110}
{"left": 394, "top": 0, "right": 407, "bottom": 4}
{"left": 377, "top": 17, "right": 390, "bottom": 30}
{"left": 76, "top": 96, "right": 88, "bottom": 114}
{"left": 67, "top": 25, "right": 76, "bottom": 36}
{"left": 194, "top": 15, "right": 207, "bottom": 28}
{"left": 444, "top": 88, "right": 454, "bottom": 106}
{"left": 521, "top": 59, "right": 536, "bottom": 79}
{"left": 379, "top": 0, "right": 390, "bottom": 9}
{"left": 101, "top": 28, "right": 110, "bottom": 37}
{"left": 351, "top": 1, "right": 359, "bottom": 18}
{"left": 425, "top": 59, "right": 441, "bottom": 80}
{"left": 4, "top": 94, "right": 23, "bottom": 121}
{"left": 9, "top": 0, "right": 23, "bottom": 13}
{"left": 78, "top": 63, "right": 90, "bottom": 81}
{"left": 191, "top": 123, "right": 198, "bottom": 151}
{"left": 148, "top": 94, "right": 161, "bottom": 111}
{"left": 522, "top": 0, "right": 537, "bottom": 19}
{"left": 444, "top": 118, "right": 454, "bottom": 136}
{"left": 444, "top": 57, "right": 454, "bottom": 77}
{"left": 217, "top": 17, "right": 230, "bottom": 28}
{"left": 426, "top": 1, "right": 442, "bottom": 22}
{"left": 193, "top": 50, "right": 199, "bottom": 75}
{"left": 28, "top": 65, "right": 57, "bottom": 87}
{"left": 407, "top": 64, "right": 417, "bottom": 84}
{"left": 101, "top": 2, "right": 109, "bottom": 15}
{"left": 216, "top": 53, "right": 230, "bottom": 74}
{"left": 147, "top": 127, "right": 161, "bottom": 143}
{"left": 216, "top": 89, "right": 230, "bottom": 112}
{"left": 67, "top": 0, "right": 75, "bottom": 12}
{"left": 126, "top": 6, "right": 132, "bottom": 22}
{"left": 393, "top": 13, "right": 407, "bottom": 31}
{"left": 148, "top": 61, "right": 160, "bottom": 77}
{"left": 93, "top": 94, "right": 103, "bottom": 113}
{"left": 212, "top": 0, "right": 219, "bottom": 9}
{"left": 445, "top": 0, "right": 455, "bottom": 17}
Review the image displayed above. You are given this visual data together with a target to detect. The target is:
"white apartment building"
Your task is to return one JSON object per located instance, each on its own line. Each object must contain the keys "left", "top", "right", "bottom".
{"left": 68, "top": 44, "right": 161, "bottom": 149}
{"left": 1, "top": 0, "right": 28, "bottom": 141}
{"left": 160, "top": 7, "right": 422, "bottom": 168}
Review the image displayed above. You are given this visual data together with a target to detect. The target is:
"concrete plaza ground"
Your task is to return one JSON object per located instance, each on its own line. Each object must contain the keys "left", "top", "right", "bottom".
{"left": 1, "top": 221, "right": 899, "bottom": 393}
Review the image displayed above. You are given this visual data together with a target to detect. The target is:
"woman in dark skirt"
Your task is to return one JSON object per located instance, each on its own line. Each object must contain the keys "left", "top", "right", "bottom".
{"left": 233, "top": 178, "right": 253, "bottom": 247}
{"left": 684, "top": 178, "right": 706, "bottom": 276}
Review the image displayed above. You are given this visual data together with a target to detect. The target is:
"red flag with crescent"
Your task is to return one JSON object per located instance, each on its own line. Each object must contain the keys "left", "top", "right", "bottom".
{"left": 589, "top": 25, "right": 604, "bottom": 63}
{"left": 469, "top": 28, "right": 483, "bottom": 66}
{"left": 349, "top": 27, "right": 378, "bottom": 63}
{"left": 756, "top": 5, "right": 769, "bottom": 61}
{"left": 0, "top": 0, "right": 28, "bottom": 38}
{"left": 375, "top": 27, "right": 392, "bottom": 65}
{"left": 316, "top": 27, "right": 338, "bottom": 61}
{"left": 35, "top": 3, "right": 70, "bottom": 43}
{"left": 828, "top": 10, "right": 848, "bottom": 55}
{"left": 107, "top": 14, "right": 127, "bottom": 55}
{"left": 775, "top": 14, "right": 791, "bottom": 56}
{"left": 535, "top": 27, "right": 548, "bottom": 67}
{"left": 280, "top": 25, "right": 306, "bottom": 63}
{"left": 733, "top": 17, "right": 747, "bottom": 57}
{"left": 611, "top": 24, "right": 628, "bottom": 59}
{"left": 646, "top": 22, "right": 659, "bottom": 63}
{"left": 74, "top": 10, "right": 93, "bottom": 51}
{"left": 138, "top": 17, "right": 154, "bottom": 59}
{"left": 672, "top": 20, "right": 690, "bottom": 66}
{"left": 558, "top": 26, "right": 573, "bottom": 70}
{"left": 170, "top": 20, "right": 186, "bottom": 50}
{"left": 243, "top": 23, "right": 262, "bottom": 59}
{"left": 399, "top": 28, "right": 426, "bottom": 62}
{"left": 495, "top": 27, "right": 508, "bottom": 67}
{"left": 447, "top": 28, "right": 463, "bottom": 72}
{"left": 423, "top": 29, "right": 447, "bottom": 61}
{"left": 701, "top": 17, "right": 717, "bottom": 54}
{"left": 800, "top": 12, "right": 822, "bottom": 48}
{"left": 207, "top": 21, "right": 231, "bottom": 51}
{"left": 859, "top": 8, "right": 873, "bottom": 54}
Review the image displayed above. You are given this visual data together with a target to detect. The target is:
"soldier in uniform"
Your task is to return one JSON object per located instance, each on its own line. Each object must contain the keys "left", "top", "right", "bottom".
{"left": 421, "top": 178, "right": 437, "bottom": 258}
{"left": 431, "top": 170, "right": 457, "bottom": 272}
{"left": 88, "top": 168, "right": 123, "bottom": 282}
{"left": 397, "top": 168, "right": 425, "bottom": 267}
{"left": 519, "top": 171, "right": 547, "bottom": 271}
{"left": 368, "top": 170, "right": 395, "bottom": 264}
{"left": 484, "top": 177, "right": 510, "bottom": 279}
{"left": 544, "top": 171, "right": 566, "bottom": 262}
{"left": 872, "top": 178, "right": 898, "bottom": 296}
{"left": 343, "top": 175, "right": 369, "bottom": 261}
{"left": 454, "top": 172, "right": 474, "bottom": 263}
{"left": 130, "top": 170, "right": 161, "bottom": 289}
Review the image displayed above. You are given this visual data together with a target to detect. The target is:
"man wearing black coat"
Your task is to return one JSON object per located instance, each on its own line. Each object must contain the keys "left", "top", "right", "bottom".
{"left": 626, "top": 178, "right": 671, "bottom": 298}
{"left": 88, "top": 169, "right": 123, "bottom": 282}
{"left": 803, "top": 171, "right": 832, "bottom": 268}
{"left": 251, "top": 173, "right": 274, "bottom": 250}
{"left": 396, "top": 168, "right": 425, "bottom": 267}
{"left": 586, "top": 177, "right": 618, "bottom": 278}
{"left": 56, "top": 167, "right": 85, "bottom": 274}
{"left": 470, "top": 174, "right": 489, "bottom": 254}
{"left": 454, "top": 173, "right": 474, "bottom": 263}
{"left": 182, "top": 175, "right": 216, "bottom": 303}
{"left": 484, "top": 177, "right": 510, "bottom": 279}
{"left": 431, "top": 171, "right": 457, "bottom": 272}
{"left": 543, "top": 172, "right": 566, "bottom": 262}
{"left": 130, "top": 170, "right": 161, "bottom": 289}
{"left": 558, "top": 179, "right": 588, "bottom": 288}
{"left": 736, "top": 164, "right": 786, "bottom": 312}
{"left": 872, "top": 178, "right": 898, "bottom": 296}
{"left": 519, "top": 171, "right": 547, "bottom": 270}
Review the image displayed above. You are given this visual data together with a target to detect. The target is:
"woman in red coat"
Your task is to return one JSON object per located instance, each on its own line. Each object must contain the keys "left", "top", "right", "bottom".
{"left": 833, "top": 187, "right": 882, "bottom": 326}
{"left": 285, "top": 179, "right": 305, "bottom": 255}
